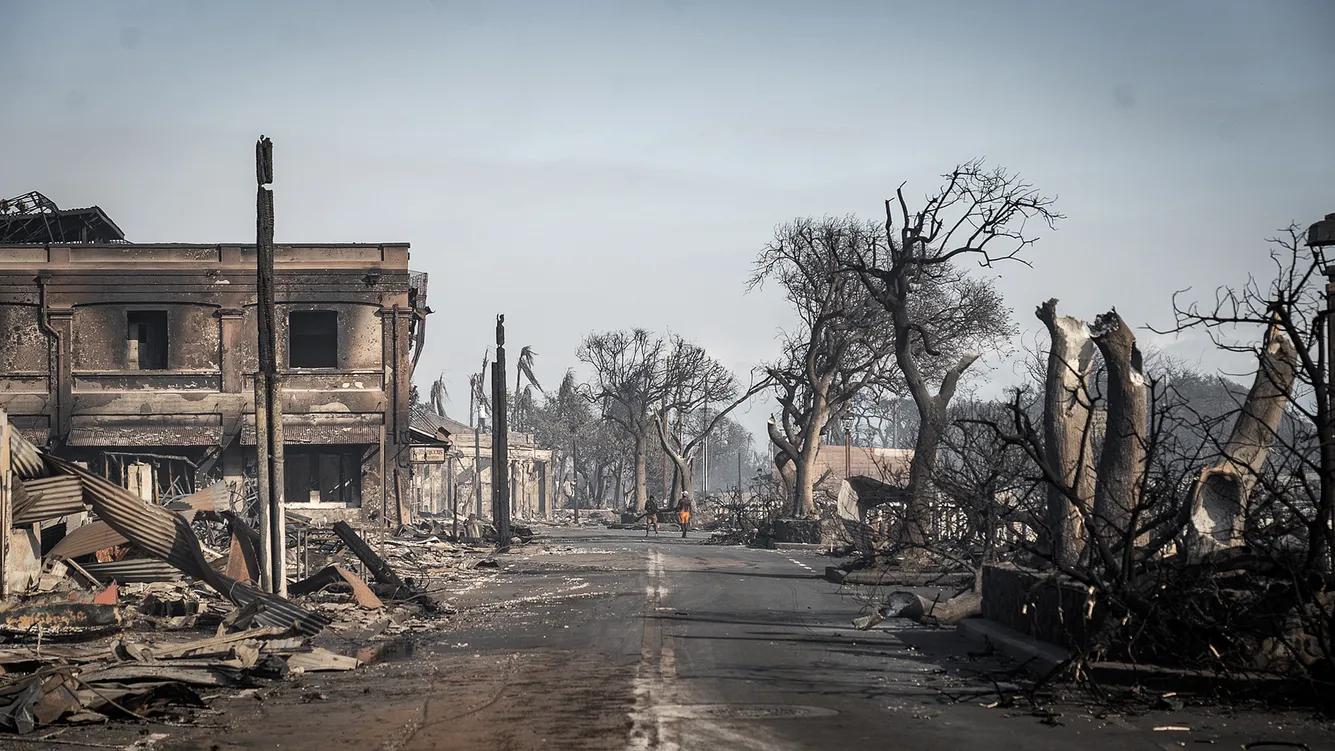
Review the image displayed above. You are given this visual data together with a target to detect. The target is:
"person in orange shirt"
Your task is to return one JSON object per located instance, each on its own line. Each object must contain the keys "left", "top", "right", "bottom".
{"left": 675, "top": 491, "right": 692, "bottom": 538}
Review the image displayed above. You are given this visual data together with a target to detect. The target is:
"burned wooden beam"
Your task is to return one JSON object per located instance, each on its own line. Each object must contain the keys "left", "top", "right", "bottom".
{"left": 331, "top": 521, "right": 409, "bottom": 599}
{"left": 254, "top": 134, "right": 288, "bottom": 597}
{"left": 289, "top": 564, "right": 383, "bottom": 609}
{"left": 0, "top": 601, "right": 121, "bottom": 632}
{"left": 492, "top": 315, "right": 511, "bottom": 547}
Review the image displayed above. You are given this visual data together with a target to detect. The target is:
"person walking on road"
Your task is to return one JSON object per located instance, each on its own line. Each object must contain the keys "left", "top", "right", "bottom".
{"left": 676, "top": 491, "right": 692, "bottom": 538}
{"left": 644, "top": 494, "right": 659, "bottom": 536}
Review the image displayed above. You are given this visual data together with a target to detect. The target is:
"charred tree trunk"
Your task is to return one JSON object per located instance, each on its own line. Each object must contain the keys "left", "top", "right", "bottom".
{"left": 792, "top": 446, "right": 818, "bottom": 518}
{"left": 793, "top": 405, "right": 830, "bottom": 517}
{"left": 1036, "top": 299, "right": 1096, "bottom": 568}
{"left": 632, "top": 428, "right": 648, "bottom": 512}
{"left": 904, "top": 400, "right": 946, "bottom": 548}
{"left": 890, "top": 266, "right": 981, "bottom": 552}
{"left": 900, "top": 354, "right": 978, "bottom": 551}
{"left": 1190, "top": 325, "right": 1297, "bottom": 550}
{"left": 1090, "top": 310, "right": 1148, "bottom": 570}
{"left": 655, "top": 411, "right": 728, "bottom": 509}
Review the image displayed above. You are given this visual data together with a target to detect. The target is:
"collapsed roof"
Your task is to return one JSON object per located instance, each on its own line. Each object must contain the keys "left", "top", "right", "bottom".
{"left": 0, "top": 190, "right": 126, "bottom": 244}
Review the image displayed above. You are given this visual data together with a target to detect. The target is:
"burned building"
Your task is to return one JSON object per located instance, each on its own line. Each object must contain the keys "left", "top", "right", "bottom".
{"left": 407, "top": 406, "right": 555, "bottom": 522}
{"left": 0, "top": 241, "right": 426, "bottom": 524}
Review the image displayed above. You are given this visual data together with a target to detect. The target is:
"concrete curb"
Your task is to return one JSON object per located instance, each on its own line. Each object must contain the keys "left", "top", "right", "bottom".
{"left": 957, "top": 617, "right": 1070, "bottom": 676}
{"left": 837, "top": 569, "right": 975, "bottom": 587}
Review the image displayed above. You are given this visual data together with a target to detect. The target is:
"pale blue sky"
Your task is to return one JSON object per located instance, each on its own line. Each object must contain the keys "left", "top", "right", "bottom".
{"left": 4, "top": 1, "right": 1333, "bottom": 440}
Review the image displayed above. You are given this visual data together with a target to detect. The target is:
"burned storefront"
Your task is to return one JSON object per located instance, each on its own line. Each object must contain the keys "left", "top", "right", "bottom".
{"left": 407, "top": 405, "right": 556, "bottom": 522}
{"left": 0, "top": 234, "right": 426, "bottom": 524}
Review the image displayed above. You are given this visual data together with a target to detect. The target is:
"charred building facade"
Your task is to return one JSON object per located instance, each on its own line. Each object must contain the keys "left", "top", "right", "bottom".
{"left": 0, "top": 243, "right": 425, "bottom": 523}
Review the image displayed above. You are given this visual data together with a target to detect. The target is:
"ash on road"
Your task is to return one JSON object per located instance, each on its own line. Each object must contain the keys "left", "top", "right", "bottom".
{"left": 21, "top": 528, "right": 1330, "bottom": 750}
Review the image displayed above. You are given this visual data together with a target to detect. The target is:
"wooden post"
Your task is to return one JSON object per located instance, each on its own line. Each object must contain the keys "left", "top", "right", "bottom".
{"left": 491, "top": 315, "right": 511, "bottom": 547}
{"left": 0, "top": 410, "right": 11, "bottom": 600}
{"left": 255, "top": 136, "right": 287, "bottom": 596}
{"left": 254, "top": 376, "right": 272, "bottom": 593}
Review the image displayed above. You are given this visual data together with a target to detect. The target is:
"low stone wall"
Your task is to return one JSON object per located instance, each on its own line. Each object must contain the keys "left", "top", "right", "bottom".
{"left": 981, "top": 564, "right": 1097, "bottom": 649}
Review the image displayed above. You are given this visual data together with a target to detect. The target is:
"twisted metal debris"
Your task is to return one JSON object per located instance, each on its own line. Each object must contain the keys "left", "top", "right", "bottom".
{"left": 8, "top": 430, "right": 328, "bottom": 635}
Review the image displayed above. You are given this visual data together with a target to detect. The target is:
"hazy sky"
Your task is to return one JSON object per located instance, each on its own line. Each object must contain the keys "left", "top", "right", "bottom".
{"left": 4, "top": 1, "right": 1333, "bottom": 442}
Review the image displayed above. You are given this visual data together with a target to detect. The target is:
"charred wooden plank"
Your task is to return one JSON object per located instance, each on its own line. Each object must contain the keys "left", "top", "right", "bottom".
{"left": 289, "top": 564, "right": 383, "bottom": 609}
{"left": 331, "top": 522, "right": 410, "bottom": 598}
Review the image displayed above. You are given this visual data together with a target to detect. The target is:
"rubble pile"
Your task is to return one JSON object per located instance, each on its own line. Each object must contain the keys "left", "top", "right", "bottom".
{"left": 547, "top": 509, "right": 616, "bottom": 528}
{"left": 0, "top": 430, "right": 504, "bottom": 735}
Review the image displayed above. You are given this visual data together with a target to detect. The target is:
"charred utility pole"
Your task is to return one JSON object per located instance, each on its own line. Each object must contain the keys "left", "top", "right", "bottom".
{"left": 491, "top": 315, "right": 512, "bottom": 548}
{"left": 254, "top": 136, "right": 287, "bottom": 596}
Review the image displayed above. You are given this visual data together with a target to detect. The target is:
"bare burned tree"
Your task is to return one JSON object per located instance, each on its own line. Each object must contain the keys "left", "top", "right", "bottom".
{"left": 429, "top": 371, "right": 448, "bottom": 417}
{"left": 934, "top": 397, "right": 1037, "bottom": 585}
{"left": 577, "top": 329, "right": 667, "bottom": 512}
{"left": 750, "top": 217, "right": 896, "bottom": 517}
{"left": 841, "top": 161, "right": 1059, "bottom": 551}
{"left": 652, "top": 337, "right": 768, "bottom": 499}
{"left": 1160, "top": 226, "right": 1333, "bottom": 572}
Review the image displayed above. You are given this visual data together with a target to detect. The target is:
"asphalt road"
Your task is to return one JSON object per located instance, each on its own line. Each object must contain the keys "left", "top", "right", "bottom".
{"left": 26, "top": 526, "right": 1331, "bottom": 750}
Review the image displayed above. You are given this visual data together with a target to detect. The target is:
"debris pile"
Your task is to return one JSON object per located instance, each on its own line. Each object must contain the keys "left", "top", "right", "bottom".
{"left": 0, "top": 429, "right": 503, "bottom": 735}
{"left": 0, "top": 616, "right": 354, "bottom": 733}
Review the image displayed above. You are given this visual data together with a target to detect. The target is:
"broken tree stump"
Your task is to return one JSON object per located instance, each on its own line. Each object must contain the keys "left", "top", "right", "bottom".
{"left": 1090, "top": 309, "right": 1150, "bottom": 560}
{"left": 1190, "top": 324, "right": 1297, "bottom": 552}
{"left": 1036, "top": 299, "right": 1096, "bottom": 569}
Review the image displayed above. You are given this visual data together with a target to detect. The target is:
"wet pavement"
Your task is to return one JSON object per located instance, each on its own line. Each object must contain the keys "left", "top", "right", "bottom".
{"left": 15, "top": 527, "right": 1332, "bottom": 750}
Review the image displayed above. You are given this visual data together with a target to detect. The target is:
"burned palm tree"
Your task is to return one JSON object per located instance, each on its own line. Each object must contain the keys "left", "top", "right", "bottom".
{"left": 469, "top": 350, "right": 490, "bottom": 429}
{"left": 429, "top": 371, "right": 448, "bottom": 417}
{"left": 516, "top": 346, "right": 543, "bottom": 396}
{"left": 513, "top": 346, "right": 544, "bottom": 430}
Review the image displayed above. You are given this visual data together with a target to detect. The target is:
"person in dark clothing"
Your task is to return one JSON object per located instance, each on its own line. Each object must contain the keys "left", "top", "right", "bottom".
{"left": 675, "top": 491, "right": 692, "bottom": 538}
{"left": 644, "top": 494, "right": 659, "bottom": 535}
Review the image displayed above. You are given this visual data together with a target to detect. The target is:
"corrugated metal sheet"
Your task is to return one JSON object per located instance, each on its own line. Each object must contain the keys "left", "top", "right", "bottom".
{"left": 239, "top": 414, "right": 381, "bottom": 445}
{"left": 13, "top": 475, "right": 86, "bottom": 525}
{"left": 80, "top": 558, "right": 183, "bottom": 583}
{"left": 7, "top": 429, "right": 46, "bottom": 480}
{"left": 46, "top": 521, "right": 130, "bottom": 560}
{"left": 44, "top": 454, "right": 329, "bottom": 635}
{"left": 165, "top": 481, "right": 229, "bottom": 513}
{"left": 66, "top": 424, "right": 222, "bottom": 447}
{"left": 8, "top": 431, "right": 329, "bottom": 636}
